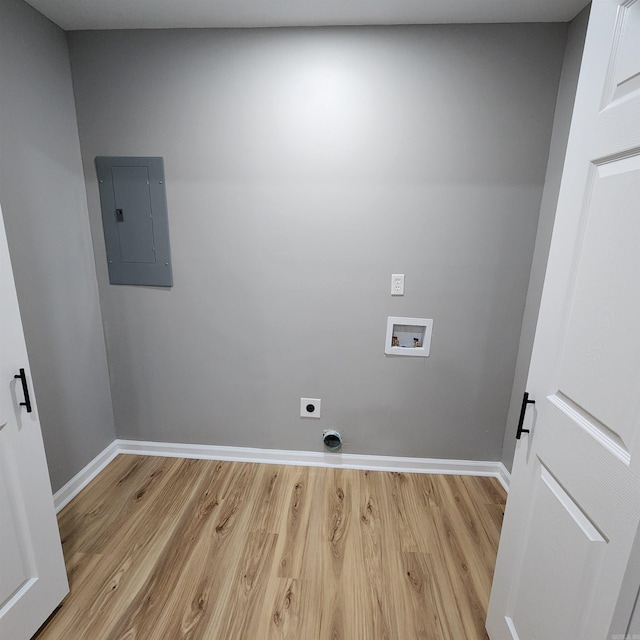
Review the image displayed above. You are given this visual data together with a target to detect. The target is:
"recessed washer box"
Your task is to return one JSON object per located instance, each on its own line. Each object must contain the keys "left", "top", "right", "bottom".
{"left": 385, "top": 316, "right": 433, "bottom": 357}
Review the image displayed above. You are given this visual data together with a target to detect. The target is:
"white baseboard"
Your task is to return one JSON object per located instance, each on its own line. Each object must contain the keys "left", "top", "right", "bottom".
{"left": 54, "top": 438, "right": 510, "bottom": 511}
{"left": 496, "top": 462, "right": 510, "bottom": 492}
{"left": 53, "top": 440, "right": 120, "bottom": 512}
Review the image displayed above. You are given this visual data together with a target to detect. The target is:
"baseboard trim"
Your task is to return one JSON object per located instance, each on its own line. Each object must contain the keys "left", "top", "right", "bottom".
{"left": 54, "top": 439, "right": 510, "bottom": 511}
{"left": 495, "top": 462, "right": 510, "bottom": 493}
{"left": 53, "top": 440, "right": 120, "bottom": 512}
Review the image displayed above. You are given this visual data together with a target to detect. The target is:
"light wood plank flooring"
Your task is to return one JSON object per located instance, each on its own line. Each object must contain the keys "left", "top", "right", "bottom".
{"left": 34, "top": 455, "right": 506, "bottom": 639}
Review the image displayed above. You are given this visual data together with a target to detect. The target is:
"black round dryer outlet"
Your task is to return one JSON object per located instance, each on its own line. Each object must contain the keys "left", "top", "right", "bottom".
{"left": 306, "top": 404, "right": 315, "bottom": 413}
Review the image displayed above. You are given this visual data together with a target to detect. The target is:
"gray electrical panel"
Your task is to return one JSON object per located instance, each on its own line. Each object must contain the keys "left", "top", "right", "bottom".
{"left": 95, "top": 156, "right": 173, "bottom": 287}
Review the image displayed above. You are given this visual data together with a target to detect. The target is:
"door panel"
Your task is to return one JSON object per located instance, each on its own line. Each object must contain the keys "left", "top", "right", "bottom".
{"left": 0, "top": 203, "right": 68, "bottom": 639}
{"left": 558, "top": 155, "right": 640, "bottom": 449}
{"left": 605, "top": 2, "right": 640, "bottom": 106}
{"left": 0, "top": 454, "right": 31, "bottom": 606}
{"left": 506, "top": 464, "right": 606, "bottom": 640}
{"left": 487, "top": 1, "right": 640, "bottom": 638}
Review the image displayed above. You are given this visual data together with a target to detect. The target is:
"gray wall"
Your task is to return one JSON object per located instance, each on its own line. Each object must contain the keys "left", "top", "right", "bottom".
{"left": 0, "top": 0, "right": 115, "bottom": 491}
{"left": 68, "top": 24, "right": 567, "bottom": 461}
{"left": 501, "top": 6, "right": 590, "bottom": 472}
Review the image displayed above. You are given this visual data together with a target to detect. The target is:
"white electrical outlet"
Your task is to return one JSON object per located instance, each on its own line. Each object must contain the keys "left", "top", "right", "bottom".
{"left": 300, "top": 398, "right": 321, "bottom": 418}
{"left": 391, "top": 274, "right": 405, "bottom": 296}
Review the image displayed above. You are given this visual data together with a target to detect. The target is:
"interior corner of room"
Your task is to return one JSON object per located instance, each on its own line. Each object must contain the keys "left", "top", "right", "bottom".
{"left": 0, "top": 0, "right": 589, "bottom": 497}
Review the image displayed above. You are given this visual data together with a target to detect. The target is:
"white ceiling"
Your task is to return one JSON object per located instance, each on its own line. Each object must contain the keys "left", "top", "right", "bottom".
{"left": 26, "top": 0, "right": 589, "bottom": 31}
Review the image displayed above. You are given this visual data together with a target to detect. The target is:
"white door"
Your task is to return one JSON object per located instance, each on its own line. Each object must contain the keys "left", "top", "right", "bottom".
{"left": 0, "top": 203, "right": 68, "bottom": 639}
{"left": 487, "top": 1, "right": 640, "bottom": 638}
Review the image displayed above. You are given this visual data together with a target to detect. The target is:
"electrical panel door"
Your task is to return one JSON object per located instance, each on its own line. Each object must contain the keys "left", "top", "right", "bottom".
{"left": 95, "top": 156, "right": 173, "bottom": 287}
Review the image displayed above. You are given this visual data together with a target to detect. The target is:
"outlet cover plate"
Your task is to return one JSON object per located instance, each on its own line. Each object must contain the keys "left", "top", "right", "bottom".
{"left": 300, "top": 398, "right": 321, "bottom": 418}
{"left": 391, "top": 274, "right": 405, "bottom": 296}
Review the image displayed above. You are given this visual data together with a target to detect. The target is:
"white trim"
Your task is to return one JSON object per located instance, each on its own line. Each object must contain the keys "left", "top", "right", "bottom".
{"left": 54, "top": 439, "right": 510, "bottom": 511}
{"left": 495, "top": 462, "right": 511, "bottom": 493}
{"left": 53, "top": 440, "right": 119, "bottom": 512}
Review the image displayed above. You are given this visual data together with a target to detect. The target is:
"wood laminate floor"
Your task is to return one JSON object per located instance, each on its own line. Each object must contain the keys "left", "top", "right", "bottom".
{"left": 34, "top": 455, "right": 506, "bottom": 640}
